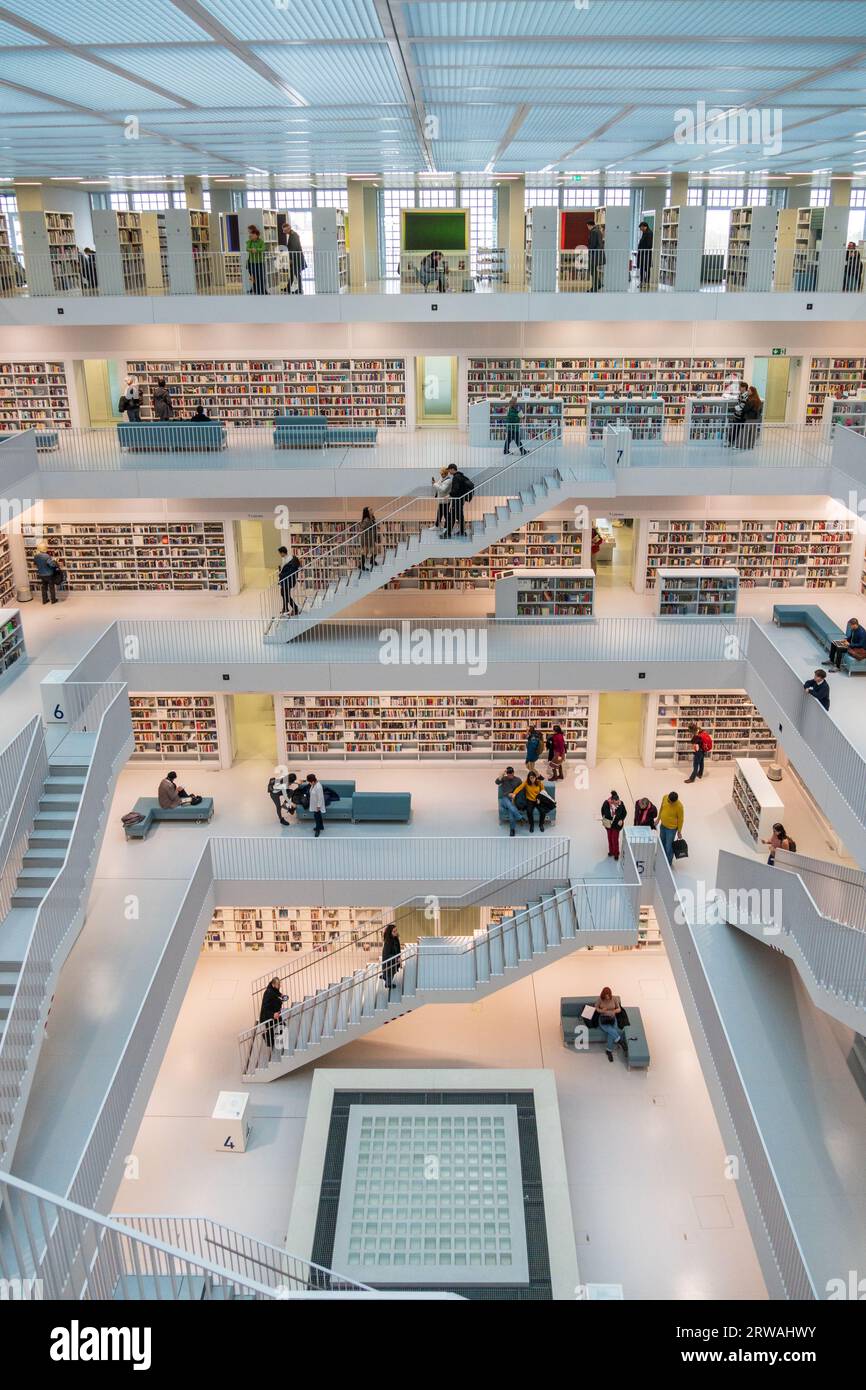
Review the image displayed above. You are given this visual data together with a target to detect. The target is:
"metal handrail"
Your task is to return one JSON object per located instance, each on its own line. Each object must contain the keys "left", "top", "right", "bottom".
{"left": 0, "top": 717, "right": 47, "bottom": 922}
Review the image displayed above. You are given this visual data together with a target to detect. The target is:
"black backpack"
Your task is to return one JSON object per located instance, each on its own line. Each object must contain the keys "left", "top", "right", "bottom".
{"left": 451, "top": 470, "right": 474, "bottom": 501}
{"left": 322, "top": 785, "right": 341, "bottom": 805}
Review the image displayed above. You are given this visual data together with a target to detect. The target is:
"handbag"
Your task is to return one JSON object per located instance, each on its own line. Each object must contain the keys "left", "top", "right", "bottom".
{"left": 672, "top": 838, "right": 689, "bottom": 860}
{"left": 602, "top": 816, "right": 613, "bottom": 829}
{"left": 121, "top": 811, "right": 144, "bottom": 826}
{"left": 615, "top": 1008, "right": 630, "bottom": 1028}
{"left": 189, "top": 794, "right": 203, "bottom": 806}
{"left": 536, "top": 792, "right": 556, "bottom": 812}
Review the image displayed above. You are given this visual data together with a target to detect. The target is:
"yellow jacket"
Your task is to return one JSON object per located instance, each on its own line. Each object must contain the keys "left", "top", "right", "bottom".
{"left": 659, "top": 795, "right": 684, "bottom": 832}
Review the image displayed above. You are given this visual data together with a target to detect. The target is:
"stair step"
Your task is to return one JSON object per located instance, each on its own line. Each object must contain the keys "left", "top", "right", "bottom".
{"left": 38, "top": 795, "right": 80, "bottom": 811}
{"left": 29, "top": 829, "right": 72, "bottom": 847}
{"left": 16, "top": 867, "right": 58, "bottom": 887}
{"left": 44, "top": 775, "right": 86, "bottom": 791}
{"left": 539, "top": 892, "right": 563, "bottom": 948}
{"left": 48, "top": 762, "right": 89, "bottom": 776}
{"left": 34, "top": 811, "right": 76, "bottom": 828}
{"left": 527, "top": 900, "right": 547, "bottom": 955}
{"left": 11, "top": 890, "right": 48, "bottom": 907}
{"left": 0, "top": 972, "right": 18, "bottom": 996}
{"left": 23, "top": 848, "right": 66, "bottom": 869}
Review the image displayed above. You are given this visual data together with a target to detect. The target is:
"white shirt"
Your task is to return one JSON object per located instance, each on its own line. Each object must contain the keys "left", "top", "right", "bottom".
{"left": 308, "top": 782, "right": 325, "bottom": 814}
{"left": 126, "top": 381, "right": 140, "bottom": 401}
{"left": 432, "top": 475, "right": 452, "bottom": 497}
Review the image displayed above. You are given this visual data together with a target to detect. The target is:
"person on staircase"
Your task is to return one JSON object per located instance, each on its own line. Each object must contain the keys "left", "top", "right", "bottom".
{"left": 502, "top": 397, "right": 527, "bottom": 456}
{"left": 277, "top": 546, "right": 301, "bottom": 616}
{"left": 259, "top": 978, "right": 285, "bottom": 1054}
{"left": 601, "top": 790, "right": 626, "bottom": 860}
{"left": 359, "top": 507, "right": 380, "bottom": 571}
{"left": 432, "top": 467, "right": 453, "bottom": 537}
{"left": 380, "top": 922, "right": 402, "bottom": 994}
{"left": 445, "top": 464, "right": 474, "bottom": 537}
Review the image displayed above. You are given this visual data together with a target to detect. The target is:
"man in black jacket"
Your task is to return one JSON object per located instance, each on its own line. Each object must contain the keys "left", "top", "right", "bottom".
{"left": 804, "top": 669, "right": 830, "bottom": 711}
{"left": 277, "top": 546, "right": 301, "bottom": 615}
{"left": 259, "top": 978, "right": 284, "bottom": 1052}
{"left": 445, "top": 465, "right": 473, "bottom": 536}
{"left": 587, "top": 220, "right": 605, "bottom": 291}
{"left": 284, "top": 220, "right": 306, "bottom": 293}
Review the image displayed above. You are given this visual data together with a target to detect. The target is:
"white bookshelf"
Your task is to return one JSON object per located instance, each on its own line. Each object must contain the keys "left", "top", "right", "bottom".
{"left": 20, "top": 210, "right": 81, "bottom": 295}
{"left": 0, "top": 360, "right": 71, "bottom": 433}
{"left": 656, "top": 566, "right": 738, "bottom": 618}
{"left": 595, "top": 205, "right": 630, "bottom": 292}
{"left": 732, "top": 757, "right": 785, "bottom": 845}
{"left": 475, "top": 247, "right": 507, "bottom": 283}
{"left": 468, "top": 395, "right": 563, "bottom": 447}
{"left": 278, "top": 691, "right": 598, "bottom": 764}
{"left": 0, "top": 211, "right": 18, "bottom": 291}
{"left": 237, "top": 206, "right": 278, "bottom": 293}
{"left": 685, "top": 394, "right": 736, "bottom": 442}
{"left": 793, "top": 207, "right": 847, "bottom": 292}
{"left": 92, "top": 209, "right": 164, "bottom": 295}
{"left": 659, "top": 205, "right": 705, "bottom": 291}
{"left": 494, "top": 568, "right": 594, "bottom": 619}
{"left": 643, "top": 516, "right": 854, "bottom": 591}
{"left": 124, "top": 357, "right": 407, "bottom": 429}
{"left": 129, "top": 692, "right": 229, "bottom": 764}
{"left": 726, "top": 206, "right": 777, "bottom": 291}
{"left": 806, "top": 356, "right": 866, "bottom": 427}
{"left": 821, "top": 393, "right": 866, "bottom": 443}
{"left": 162, "top": 209, "right": 220, "bottom": 294}
{"left": 0, "top": 607, "right": 25, "bottom": 683}
{"left": 587, "top": 396, "right": 664, "bottom": 442}
{"left": 204, "top": 904, "right": 388, "bottom": 955}
{"left": 312, "top": 207, "right": 348, "bottom": 293}
{"left": 0, "top": 531, "right": 15, "bottom": 607}
{"left": 525, "top": 206, "right": 557, "bottom": 291}
{"left": 644, "top": 692, "right": 777, "bottom": 768}
{"left": 22, "top": 520, "right": 233, "bottom": 593}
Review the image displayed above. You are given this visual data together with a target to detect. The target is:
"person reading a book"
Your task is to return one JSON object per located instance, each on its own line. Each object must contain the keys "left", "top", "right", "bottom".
{"left": 595, "top": 986, "right": 625, "bottom": 1062}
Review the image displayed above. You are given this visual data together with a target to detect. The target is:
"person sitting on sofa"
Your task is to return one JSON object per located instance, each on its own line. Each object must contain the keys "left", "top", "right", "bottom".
{"left": 829, "top": 617, "right": 866, "bottom": 669}
{"left": 190, "top": 403, "right": 211, "bottom": 422}
{"left": 510, "top": 771, "right": 554, "bottom": 834}
{"left": 595, "top": 985, "right": 626, "bottom": 1062}
{"left": 158, "top": 771, "right": 195, "bottom": 808}
{"left": 495, "top": 766, "right": 524, "bottom": 837}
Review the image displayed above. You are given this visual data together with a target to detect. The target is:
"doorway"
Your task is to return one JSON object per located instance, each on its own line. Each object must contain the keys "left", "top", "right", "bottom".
{"left": 597, "top": 692, "right": 643, "bottom": 760}
{"left": 237, "top": 519, "right": 280, "bottom": 590}
{"left": 79, "top": 359, "right": 124, "bottom": 428}
{"left": 231, "top": 693, "right": 277, "bottom": 763}
{"left": 751, "top": 356, "right": 791, "bottom": 424}
{"left": 415, "top": 355, "right": 458, "bottom": 426}
{"left": 593, "top": 516, "right": 634, "bottom": 589}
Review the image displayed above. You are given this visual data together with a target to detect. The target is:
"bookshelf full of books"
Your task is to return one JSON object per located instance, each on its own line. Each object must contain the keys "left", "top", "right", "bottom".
{"left": 686, "top": 395, "right": 736, "bottom": 442}
{"left": 656, "top": 567, "right": 738, "bottom": 617}
{"left": 586, "top": 396, "right": 665, "bottom": 442}
{"left": 725, "top": 206, "right": 777, "bottom": 291}
{"left": 468, "top": 395, "right": 563, "bottom": 446}
{"left": 204, "top": 904, "right": 388, "bottom": 954}
{"left": 732, "top": 758, "right": 785, "bottom": 844}
{"left": 161, "top": 209, "right": 221, "bottom": 293}
{"left": 0, "top": 530, "right": 15, "bottom": 606}
{"left": 20, "top": 210, "right": 81, "bottom": 295}
{"left": 278, "top": 691, "right": 597, "bottom": 764}
{"left": 820, "top": 393, "right": 866, "bottom": 442}
{"left": 128, "top": 693, "right": 223, "bottom": 762}
{"left": 642, "top": 517, "right": 854, "bottom": 591}
{"left": 92, "top": 209, "right": 164, "bottom": 294}
{"left": 805, "top": 357, "right": 866, "bottom": 427}
{"left": 658, "top": 205, "right": 706, "bottom": 291}
{"left": 0, "top": 607, "right": 25, "bottom": 683}
{"left": 0, "top": 361, "right": 71, "bottom": 433}
{"left": 644, "top": 692, "right": 777, "bottom": 768}
{"left": 21, "top": 520, "right": 232, "bottom": 592}
{"left": 124, "top": 358, "right": 407, "bottom": 429}
{"left": 495, "top": 568, "right": 595, "bottom": 619}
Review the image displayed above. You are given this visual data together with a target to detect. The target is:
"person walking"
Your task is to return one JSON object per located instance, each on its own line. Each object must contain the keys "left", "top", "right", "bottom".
{"left": 634, "top": 796, "right": 658, "bottom": 830}
{"left": 685, "top": 722, "right": 711, "bottom": 783}
{"left": 804, "top": 669, "right": 830, "bottom": 711}
{"left": 658, "top": 790, "right": 684, "bottom": 865}
{"left": 587, "top": 219, "right": 604, "bottom": 291}
{"left": 495, "top": 766, "right": 524, "bottom": 836}
{"left": 829, "top": 617, "right": 866, "bottom": 669}
{"left": 843, "top": 242, "right": 863, "bottom": 293}
{"left": 152, "top": 376, "right": 174, "bottom": 421}
{"left": 595, "top": 986, "right": 626, "bottom": 1062}
{"left": 358, "top": 506, "right": 379, "bottom": 571}
{"left": 246, "top": 224, "right": 267, "bottom": 295}
{"left": 601, "top": 790, "right": 626, "bottom": 860}
{"left": 524, "top": 725, "right": 542, "bottom": 771}
{"left": 277, "top": 546, "right": 301, "bottom": 617}
{"left": 306, "top": 772, "right": 326, "bottom": 837}
{"left": 284, "top": 219, "right": 306, "bottom": 293}
{"left": 123, "top": 375, "right": 142, "bottom": 422}
{"left": 762, "top": 821, "right": 795, "bottom": 866}
{"left": 380, "top": 922, "right": 402, "bottom": 994}
{"left": 510, "top": 770, "right": 551, "bottom": 834}
{"left": 33, "top": 544, "right": 62, "bottom": 605}
{"left": 548, "top": 724, "right": 567, "bottom": 780}
{"left": 502, "top": 396, "right": 527, "bottom": 456}
{"left": 267, "top": 775, "right": 295, "bottom": 827}
{"left": 445, "top": 464, "right": 473, "bottom": 537}
{"left": 636, "top": 220, "right": 653, "bottom": 289}
{"left": 432, "top": 467, "right": 453, "bottom": 537}
{"left": 259, "top": 977, "right": 284, "bottom": 1053}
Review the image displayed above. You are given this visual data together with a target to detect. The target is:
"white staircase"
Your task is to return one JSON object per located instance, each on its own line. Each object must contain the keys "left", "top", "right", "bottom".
{"left": 10, "top": 761, "right": 88, "bottom": 909}
{"left": 264, "top": 448, "right": 581, "bottom": 640}
{"left": 241, "top": 879, "right": 638, "bottom": 1080}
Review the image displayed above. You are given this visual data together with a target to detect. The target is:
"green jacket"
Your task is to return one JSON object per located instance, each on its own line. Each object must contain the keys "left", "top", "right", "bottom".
{"left": 246, "top": 236, "right": 266, "bottom": 263}
{"left": 506, "top": 405, "right": 520, "bottom": 424}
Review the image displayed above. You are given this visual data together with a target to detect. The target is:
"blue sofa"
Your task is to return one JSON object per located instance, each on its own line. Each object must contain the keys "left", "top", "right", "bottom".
{"left": 773, "top": 604, "right": 866, "bottom": 675}
{"left": 117, "top": 422, "right": 227, "bottom": 453}
{"left": 497, "top": 779, "right": 558, "bottom": 825}
{"left": 293, "top": 780, "right": 412, "bottom": 824}
{"left": 560, "top": 997, "right": 650, "bottom": 1069}
{"left": 124, "top": 796, "right": 214, "bottom": 840}
{"left": 272, "top": 415, "right": 378, "bottom": 449}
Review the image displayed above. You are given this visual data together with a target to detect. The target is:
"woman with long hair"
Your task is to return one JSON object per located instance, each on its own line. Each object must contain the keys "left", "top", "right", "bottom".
{"left": 595, "top": 985, "right": 625, "bottom": 1062}
{"left": 380, "top": 922, "right": 402, "bottom": 993}
{"left": 359, "top": 505, "right": 379, "bottom": 571}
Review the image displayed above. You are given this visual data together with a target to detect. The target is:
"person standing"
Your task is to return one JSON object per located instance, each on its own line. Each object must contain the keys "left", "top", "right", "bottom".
{"left": 595, "top": 986, "right": 625, "bottom": 1062}
{"left": 284, "top": 219, "right": 306, "bottom": 293}
{"left": 380, "top": 922, "right": 402, "bottom": 994}
{"left": 259, "top": 977, "right": 284, "bottom": 1053}
{"left": 762, "top": 822, "right": 794, "bottom": 866}
{"left": 306, "top": 772, "right": 326, "bottom": 837}
{"left": 587, "top": 219, "right": 604, "bottom": 291}
{"left": 495, "top": 766, "right": 524, "bottom": 836}
{"left": 601, "top": 790, "right": 626, "bottom": 860}
{"left": 804, "top": 669, "right": 830, "bottom": 711}
{"left": 152, "top": 376, "right": 174, "bottom": 421}
{"left": 123, "top": 375, "right": 142, "bottom": 422}
{"left": 634, "top": 796, "right": 658, "bottom": 830}
{"left": 685, "top": 722, "right": 711, "bottom": 783}
{"left": 277, "top": 545, "right": 301, "bottom": 616}
{"left": 432, "top": 467, "right": 452, "bottom": 537}
{"left": 419, "top": 250, "right": 447, "bottom": 293}
{"left": 502, "top": 396, "right": 527, "bottom": 456}
{"left": 524, "top": 725, "right": 542, "bottom": 771}
{"left": 267, "top": 775, "right": 294, "bottom": 827}
{"left": 843, "top": 242, "right": 863, "bottom": 293}
{"left": 636, "top": 220, "right": 653, "bottom": 289}
{"left": 658, "top": 790, "right": 684, "bottom": 865}
{"left": 246, "top": 224, "right": 267, "bottom": 295}
{"left": 359, "top": 507, "right": 379, "bottom": 571}
{"left": 445, "top": 464, "right": 473, "bottom": 537}
{"left": 33, "top": 544, "right": 62, "bottom": 605}
{"left": 549, "top": 724, "right": 566, "bottom": 780}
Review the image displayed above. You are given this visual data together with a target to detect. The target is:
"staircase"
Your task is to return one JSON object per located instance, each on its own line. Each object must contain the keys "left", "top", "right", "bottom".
{"left": 263, "top": 437, "right": 582, "bottom": 640}
{"left": 241, "top": 878, "right": 638, "bottom": 1080}
{"left": 10, "top": 761, "right": 87, "bottom": 908}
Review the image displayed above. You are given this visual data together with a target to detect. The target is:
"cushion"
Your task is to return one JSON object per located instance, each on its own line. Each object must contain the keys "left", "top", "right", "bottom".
{"left": 118, "top": 423, "right": 225, "bottom": 452}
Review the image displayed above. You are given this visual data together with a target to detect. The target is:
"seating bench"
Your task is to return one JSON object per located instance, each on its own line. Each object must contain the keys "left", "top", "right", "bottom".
{"left": 560, "top": 996, "right": 650, "bottom": 1070}
{"left": 124, "top": 796, "right": 214, "bottom": 840}
{"left": 272, "top": 415, "right": 378, "bottom": 449}
{"left": 117, "top": 422, "right": 226, "bottom": 453}
{"left": 293, "top": 782, "right": 411, "bottom": 824}
{"left": 772, "top": 603, "right": 866, "bottom": 675}
{"left": 497, "top": 779, "right": 558, "bottom": 825}
{"left": 35, "top": 430, "right": 59, "bottom": 452}
{"left": 294, "top": 780, "right": 356, "bottom": 823}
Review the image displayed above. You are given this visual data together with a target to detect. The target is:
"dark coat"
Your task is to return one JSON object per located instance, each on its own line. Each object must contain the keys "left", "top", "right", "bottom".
{"left": 259, "top": 984, "right": 283, "bottom": 1024}
{"left": 525, "top": 732, "right": 542, "bottom": 762}
{"left": 279, "top": 556, "right": 300, "bottom": 588}
{"left": 602, "top": 799, "right": 626, "bottom": 830}
{"left": 152, "top": 386, "right": 173, "bottom": 420}
{"left": 448, "top": 470, "right": 473, "bottom": 500}
{"left": 634, "top": 801, "right": 658, "bottom": 828}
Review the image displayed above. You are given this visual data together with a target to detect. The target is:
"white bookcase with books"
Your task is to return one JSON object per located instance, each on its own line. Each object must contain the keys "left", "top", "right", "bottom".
{"left": 656, "top": 567, "right": 738, "bottom": 618}
{"left": 468, "top": 395, "right": 563, "bottom": 447}
{"left": 0, "top": 607, "right": 25, "bottom": 683}
{"left": 278, "top": 691, "right": 598, "bottom": 765}
{"left": 162, "top": 209, "right": 220, "bottom": 294}
{"left": 92, "top": 209, "right": 164, "bottom": 295}
{"left": 732, "top": 757, "right": 785, "bottom": 845}
{"left": 22, "top": 519, "right": 235, "bottom": 593}
{"left": 495, "top": 568, "right": 594, "bottom": 619}
{"left": 659, "top": 206, "right": 705, "bottom": 291}
{"left": 0, "top": 211, "right": 18, "bottom": 292}
{"left": 820, "top": 393, "right": 866, "bottom": 442}
{"left": 594, "top": 205, "right": 630, "bottom": 292}
{"left": 726, "top": 206, "right": 777, "bottom": 291}
{"left": 0, "top": 361, "right": 71, "bottom": 433}
{"left": 643, "top": 692, "right": 777, "bottom": 768}
{"left": 20, "top": 210, "right": 81, "bottom": 295}
{"left": 525, "top": 206, "right": 557, "bottom": 291}
{"left": 128, "top": 692, "right": 232, "bottom": 765}
{"left": 793, "top": 206, "right": 847, "bottom": 292}
{"left": 640, "top": 516, "right": 855, "bottom": 591}
{"left": 587, "top": 396, "right": 664, "bottom": 442}
{"left": 204, "top": 904, "right": 388, "bottom": 955}
{"left": 311, "top": 207, "right": 348, "bottom": 293}
{"left": 685, "top": 395, "right": 736, "bottom": 443}
{"left": 0, "top": 531, "right": 15, "bottom": 607}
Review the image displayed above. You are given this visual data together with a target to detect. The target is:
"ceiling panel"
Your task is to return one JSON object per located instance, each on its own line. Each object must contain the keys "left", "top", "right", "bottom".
{"left": 0, "top": 0, "right": 211, "bottom": 44}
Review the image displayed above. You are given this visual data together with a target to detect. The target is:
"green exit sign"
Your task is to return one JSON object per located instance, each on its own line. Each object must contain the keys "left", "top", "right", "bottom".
{"left": 771, "top": 347, "right": 787, "bottom": 356}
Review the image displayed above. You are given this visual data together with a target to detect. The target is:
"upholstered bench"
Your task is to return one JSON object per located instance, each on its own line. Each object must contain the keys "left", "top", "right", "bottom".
{"left": 35, "top": 430, "right": 59, "bottom": 452}
{"left": 497, "top": 780, "right": 558, "bottom": 825}
{"left": 772, "top": 604, "right": 866, "bottom": 675}
{"left": 293, "top": 780, "right": 356, "bottom": 822}
{"left": 117, "top": 422, "right": 226, "bottom": 453}
{"left": 326, "top": 426, "right": 378, "bottom": 447}
{"left": 124, "top": 796, "right": 214, "bottom": 840}
{"left": 351, "top": 791, "right": 411, "bottom": 822}
{"left": 560, "top": 996, "right": 650, "bottom": 1070}
{"left": 273, "top": 416, "right": 328, "bottom": 449}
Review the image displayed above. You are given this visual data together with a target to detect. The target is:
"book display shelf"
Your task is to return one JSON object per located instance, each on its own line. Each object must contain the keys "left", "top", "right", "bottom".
{"left": 646, "top": 692, "right": 777, "bottom": 767}
{"left": 495, "top": 568, "right": 595, "bottom": 619}
{"left": 732, "top": 758, "right": 785, "bottom": 844}
{"left": 20, "top": 211, "right": 81, "bottom": 295}
{"left": 0, "top": 607, "right": 25, "bottom": 683}
{"left": 468, "top": 396, "right": 563, "bottom": 447}
{"left": 643, "top": 517, "right": 854, "bottom": 591}
{"left": 820, "top": 394, "right": 866, "bottom": 442}
{"left": 0, "top": 361, "right": 71, "bottom": 433}
{"left": 656, "top": 567, "right": 738, "bottom": 617}
{"left": 0, "top": 531, "right": 15, "bottom": 606}
{"left": 129, "top": 694, "right": 221, "bottom": 762}
{"left": 22, "top": 520, "right": 232, "bottom": 592}
{"left": 806, "top": 357, "right": 866, "bottom": 427}
{"left": 205, "top": 905, "right": 388, "bottom": 954}
{"left": 726, "top": 206, "right": 777, "bottom": 292}
{"left": 587, "top": 396, "right": 664, "bottom": 442}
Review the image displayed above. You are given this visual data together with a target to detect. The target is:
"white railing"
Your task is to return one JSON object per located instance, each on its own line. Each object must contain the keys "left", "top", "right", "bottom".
{"left": 0, "top": 683, "right": 132, "bottom": 1168}
{"left": 716, "top": 850, "right": 866, "bottom": 1011}
{"left": 0, "top": 717, "right": 46, "bottom": 923}
{"left": 0, "top": 1169, "right": 367, "bottom": 1300}
{"left": 651, "top": 846, "right": 816, "bottom": 1300}
{"left": 774, "top": 849, "right": 866, "bottom": 933}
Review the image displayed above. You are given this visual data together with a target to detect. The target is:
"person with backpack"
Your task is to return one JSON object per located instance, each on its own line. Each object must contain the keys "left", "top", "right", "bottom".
{"left": 121, "top": 375, "right": 141, "bottom": 422}
{"left": 601, "top": 791, "right": 627, "bottom": 860}
{"left": 685, "top": 723, "right": 712, "bottom": 783}
{"left": 33, "top": 543, "right": 63, "bottom": 605}
{"left": 659, "top": 790, "right": 684, "bottom": 865}
{"left": 277, "top": 545, "right": 301, "bottom": 616}
{"left": 762, "top": 822, "right": 796, "bottom": 866}
{"left": 432, "top": 467, "right": 452, "bottom": 536}
{"left": 524, "top": 725, "right": 542, "bottom": 771}
{"left": 445, "top": 464, "right": 473, "bottom": 537}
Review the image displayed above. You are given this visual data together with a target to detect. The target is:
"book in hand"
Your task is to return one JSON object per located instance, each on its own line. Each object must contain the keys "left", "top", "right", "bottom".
{"left": 581, "top": 1004, "right": 596, "bottom": 1021}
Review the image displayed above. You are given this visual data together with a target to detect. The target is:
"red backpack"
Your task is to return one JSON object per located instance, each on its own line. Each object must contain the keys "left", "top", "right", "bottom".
{"left": 698, "top": 730, "right": 713, "bottom": 753}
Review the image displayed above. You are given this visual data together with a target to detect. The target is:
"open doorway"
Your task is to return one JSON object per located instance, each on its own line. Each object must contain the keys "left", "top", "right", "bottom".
{"left": 75, "top": 358, "right": 124, "bottom": 428}
{"left": 597, "top": 692, "right": 643, "bottom": 760}
{"left": 237, "top": 519, "right": 281, "bottom": 591}
{"left": 231, "top": 693, "right": 276, "bottom": 763}
{"left": 592, "top": 516, "right": 634, "bottom": 588}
